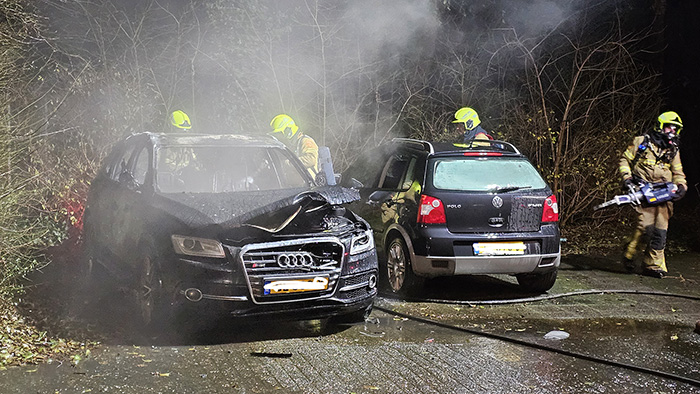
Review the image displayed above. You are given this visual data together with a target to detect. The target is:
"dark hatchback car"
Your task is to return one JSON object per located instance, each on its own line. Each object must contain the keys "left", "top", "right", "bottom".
{"left": 342, "top": 138, "right": 560, "bottom": 294}
{"left": 82, "top": 132, "right": 377, "bottom": 330}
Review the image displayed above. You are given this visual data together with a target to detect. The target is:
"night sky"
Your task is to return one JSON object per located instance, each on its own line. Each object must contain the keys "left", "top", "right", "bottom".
{"left": 665, "top": 1, "right": 700, "bottom": 202}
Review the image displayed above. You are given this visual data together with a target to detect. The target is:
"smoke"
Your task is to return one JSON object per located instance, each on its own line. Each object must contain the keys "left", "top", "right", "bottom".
{"left": 187, "top": 0, "right": 444, "bottom": 149}
{"left": 503, "top": 0, "right": 567, "bottom": 37}
{"left": 340, "top": 0, "right": 440, "bottom": 61}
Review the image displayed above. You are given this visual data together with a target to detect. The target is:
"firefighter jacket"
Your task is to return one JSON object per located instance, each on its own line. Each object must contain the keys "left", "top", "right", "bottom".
{"left": 619, "top": 134, "right": 686, "bottom": 186}
{"left": 463, "top": 125, "right": 491, "bottom": 142}
{"left": 291, "top": 132, "right": 319, "bottom": 177}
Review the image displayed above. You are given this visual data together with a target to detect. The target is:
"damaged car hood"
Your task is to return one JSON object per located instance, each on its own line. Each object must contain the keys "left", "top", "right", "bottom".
{"left": 152, "top": 186, "right": 361, "bottom": 232}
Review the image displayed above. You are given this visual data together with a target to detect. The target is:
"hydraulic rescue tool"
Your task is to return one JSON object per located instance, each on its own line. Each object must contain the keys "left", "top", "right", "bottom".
{"left": 594, "top": 180, "right": 679, "bottom": 211}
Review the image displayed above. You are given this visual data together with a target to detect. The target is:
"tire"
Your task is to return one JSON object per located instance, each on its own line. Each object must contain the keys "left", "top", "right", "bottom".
{"left": 385, "top": 236, "right": 422, "bottom": 295}
{"left": 516, "top": 269, "right": 558, "bottom": 293}
{"left": 77, "top": 215, "right": 98, "bottom": 287}
{"left": 134, "top": 241, "right": 172, "bottom": 332}
{"left": 77, "top": 242, "right": 96, "bottom": 287}
{"left": 69, "top": 241, "right": 101, "bottom": 318}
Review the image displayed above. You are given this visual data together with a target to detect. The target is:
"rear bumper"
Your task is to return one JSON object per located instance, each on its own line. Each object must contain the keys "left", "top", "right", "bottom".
{"left": 408, "top": 223, "right": 560, "bottom": 277}
{"left": 413, "top": 250, "right": 560, "bottom": 276}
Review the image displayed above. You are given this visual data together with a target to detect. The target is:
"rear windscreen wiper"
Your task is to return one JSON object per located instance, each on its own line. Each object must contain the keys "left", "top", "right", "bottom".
{"left": 494, "top": 185, "right": 531, "bottom": 193}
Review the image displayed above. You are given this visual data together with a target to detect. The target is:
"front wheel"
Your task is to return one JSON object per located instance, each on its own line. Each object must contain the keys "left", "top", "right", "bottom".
{"left": 385, "top": 237, "right": 422, "bottom": 295}
{"left": 135, "top": 242, "right": 172, "bottom": 332}
{"left": 516, "top": 269, "right": 558, "bottom": 293}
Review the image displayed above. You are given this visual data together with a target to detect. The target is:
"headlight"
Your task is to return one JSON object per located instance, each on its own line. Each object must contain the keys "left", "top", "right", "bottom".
{"left": 171, "top": 235, "right": 225, "bottom": 258}
{"left": 349, "top": 229, "right": 375, "bottom": 255}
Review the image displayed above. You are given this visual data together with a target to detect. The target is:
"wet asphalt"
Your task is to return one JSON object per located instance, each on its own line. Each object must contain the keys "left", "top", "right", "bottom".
{"left": 2, "top": 252, "right": 700, "bottom": 393}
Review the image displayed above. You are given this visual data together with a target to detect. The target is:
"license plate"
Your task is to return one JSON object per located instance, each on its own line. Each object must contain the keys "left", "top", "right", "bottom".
{"left": 473, "top": 242, "right": 526, "bottom": 256}
{"left": 264, "top": 276, "right": 329, "bottom": 295}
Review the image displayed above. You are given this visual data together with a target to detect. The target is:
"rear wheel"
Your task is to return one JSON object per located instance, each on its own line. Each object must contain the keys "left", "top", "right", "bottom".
{"left": 385, "top": 237, "right": 421, "bottom": 295}
{"left": 516, "top": 269, "right": 558, "bottom": 293}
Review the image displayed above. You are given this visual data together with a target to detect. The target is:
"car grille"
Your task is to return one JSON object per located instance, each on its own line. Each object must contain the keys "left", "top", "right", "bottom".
{"left": 240, "top": 238, "right": 344, "bottom": 304}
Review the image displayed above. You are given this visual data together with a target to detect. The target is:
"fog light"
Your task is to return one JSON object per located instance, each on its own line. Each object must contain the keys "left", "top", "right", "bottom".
{"left": 368, "top": 274, "right": 377, "bottom": 289}
{"left": 184, "top": 288, "right": 203, "bottom": 302}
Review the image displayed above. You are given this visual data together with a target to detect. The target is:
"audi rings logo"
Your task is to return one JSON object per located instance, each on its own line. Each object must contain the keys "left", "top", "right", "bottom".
{"left": 277, "top": 252, "right": 314, "bottom": 268}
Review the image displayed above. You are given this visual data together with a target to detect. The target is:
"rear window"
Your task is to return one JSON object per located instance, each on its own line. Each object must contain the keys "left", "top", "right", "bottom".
{"left": 431, "top": 157, "right": 547, "bottom": 192}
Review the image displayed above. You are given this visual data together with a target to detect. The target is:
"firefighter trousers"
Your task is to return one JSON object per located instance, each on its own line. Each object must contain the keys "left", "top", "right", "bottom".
{"left": 623, "top": 202, "right": 673, "bottom": 272}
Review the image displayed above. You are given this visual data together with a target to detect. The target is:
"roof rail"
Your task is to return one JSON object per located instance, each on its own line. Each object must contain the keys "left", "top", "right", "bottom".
{"left": 453, "top": 139, "right": 520, "bottom": 154}
{"left": 391, "top": 138, "right": 434, "bottom": 154}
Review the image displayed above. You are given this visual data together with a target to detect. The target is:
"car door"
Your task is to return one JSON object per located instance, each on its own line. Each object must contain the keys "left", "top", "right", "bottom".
{"left": 108, "top": 136, "right": 152, "bottom": 269}
{"left": 117, "top": 141, "right": 154, "bottom": 269}
{"left": 363, "top": 149, "right": 416, "bottom": 246}
{"left": 89, "top": 140, "right": 138, "bottom": 264}
{"left": 391, "top": 152, "right": 423, "bottom": 238}
{"left": 427, "top": 155, "right": 546, "bottom": 234}
{"left": 342, "top": 145, "right": 392, "bottom": 245}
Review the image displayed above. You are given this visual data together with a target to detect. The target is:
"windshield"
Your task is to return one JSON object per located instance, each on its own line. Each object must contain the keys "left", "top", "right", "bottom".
{"left": 431, "top": 157, "right": 547, "bottom": 192}
{"left": 155, "top": 146, "right": 309, "bottom": 193}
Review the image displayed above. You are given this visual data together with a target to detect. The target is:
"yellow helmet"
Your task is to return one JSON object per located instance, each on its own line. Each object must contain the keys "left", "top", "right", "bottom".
{"left": 452, "top": 107, "right": 481, "bottom": 131}
{"left": 270, "top": 114, "right": 299, "bottom": 138}
{"left": 170, "top": 110, "right": 191, "bottom": 130}
{"left": 657, "top": 111, "right": 683, "bottom": 134}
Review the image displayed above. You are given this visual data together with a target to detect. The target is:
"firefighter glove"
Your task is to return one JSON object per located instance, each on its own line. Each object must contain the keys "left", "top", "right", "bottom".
{"left": 673, "top": 183, "right": 687, "bottom": 201}
{"left": 622, "top": 178, "right": 635, "bottom": 192}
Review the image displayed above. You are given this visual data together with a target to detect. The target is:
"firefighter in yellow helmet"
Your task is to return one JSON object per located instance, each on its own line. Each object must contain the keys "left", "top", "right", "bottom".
{"left": 619, "top": 111, "right": 687, "bottom": 278}
{"left": 170, "top": 110, "right": 192, "bottom": 131}
{"left": 162, "top": 110, "right": 195, "bottom": 173}
{"left": 453, "top": 107, "right": 492, "bottom": 142}
{"left": 270, "top": 114, "right": 319, "bottom": 177}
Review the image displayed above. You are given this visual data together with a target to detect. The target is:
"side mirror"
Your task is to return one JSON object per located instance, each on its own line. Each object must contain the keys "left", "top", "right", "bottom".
{"left": 367, "top": 190, "right": 393, "bottom": 206}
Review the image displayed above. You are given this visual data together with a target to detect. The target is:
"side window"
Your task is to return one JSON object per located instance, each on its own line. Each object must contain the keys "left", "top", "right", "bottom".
{"left": 400, "top": 157, "right": 418, "bottom": 190}
{"left": 378, "top": 155, "right": 409, "bottom": 190}
{"left": 109, "top": 145, "right": 136, "bottom": 182}
{"left": 132, "top": 146, "right": 150, "bottom": 186}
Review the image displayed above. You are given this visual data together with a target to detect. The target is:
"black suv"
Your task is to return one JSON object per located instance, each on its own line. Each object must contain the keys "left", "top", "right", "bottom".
{"left": 82, "top": 132, "right": 377, "bottom": 330}
{"left": 342, "top": 138, "right": 560, "bottom": 294}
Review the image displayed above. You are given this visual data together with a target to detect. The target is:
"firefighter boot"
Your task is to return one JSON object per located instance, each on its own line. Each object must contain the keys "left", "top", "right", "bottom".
{"left": 622, "top": 228, "right": 644, "bottom": 273}
{"left": 642, "top": 248, "right": 667, "bottom": 278}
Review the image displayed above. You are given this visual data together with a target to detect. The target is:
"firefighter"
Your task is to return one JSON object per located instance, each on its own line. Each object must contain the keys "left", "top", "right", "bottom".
{"left": 453, "top": 107, "right": 492, "bottom": 142}
{"left": 270, "top": 114, "right": 319, "bottom": 177}
{"left": 162, "top": 110, "right": 196, "bottom": 176}
{"left": 619, "top": 111, "right": 687, "bottom": 278}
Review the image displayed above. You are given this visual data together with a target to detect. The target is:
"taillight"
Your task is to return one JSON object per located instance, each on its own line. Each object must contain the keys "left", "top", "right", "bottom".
{"left": 542, "top": 194, "right": 559, "bottom": 222}
{"left": 417, "top": 194, "right": 446, "bottom": 224}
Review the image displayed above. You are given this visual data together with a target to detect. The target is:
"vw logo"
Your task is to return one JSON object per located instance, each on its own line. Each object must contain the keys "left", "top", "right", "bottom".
{"left": 277, "top": 253, "right": 314, "bottom": 268}
{"left": 492, "top": 196, "right": 503, "bottom": 209}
